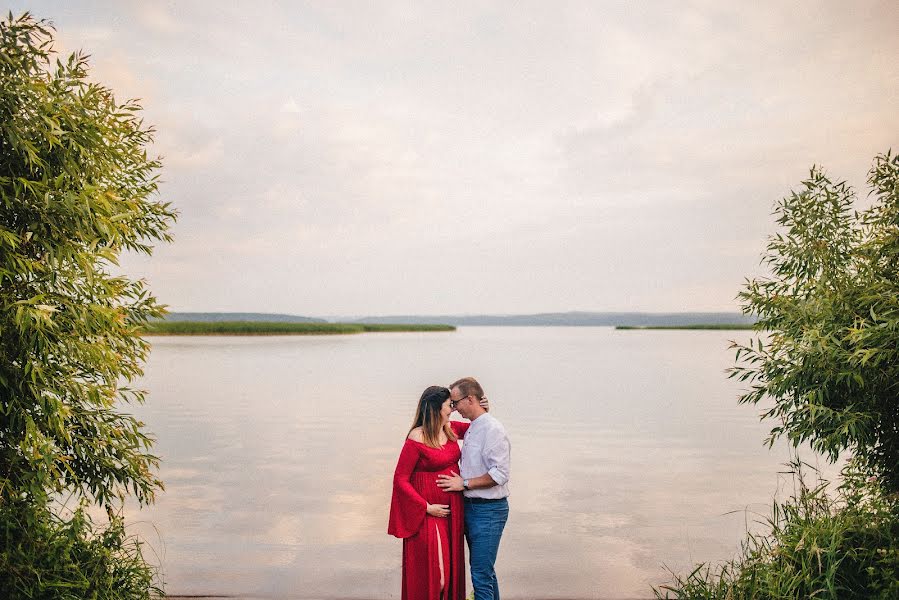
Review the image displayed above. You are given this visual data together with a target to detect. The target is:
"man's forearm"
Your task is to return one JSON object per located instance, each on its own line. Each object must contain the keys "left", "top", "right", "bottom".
{"left": 436, "top": 471, "right": 500, "bottom": 492}
{"left": 466, "top": 473, "right": 498, "bottom": 490}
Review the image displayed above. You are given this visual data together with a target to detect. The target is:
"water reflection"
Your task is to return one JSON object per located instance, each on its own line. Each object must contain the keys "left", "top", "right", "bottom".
{"left": 124, "top": 328, "right": 837, "bottom": 599}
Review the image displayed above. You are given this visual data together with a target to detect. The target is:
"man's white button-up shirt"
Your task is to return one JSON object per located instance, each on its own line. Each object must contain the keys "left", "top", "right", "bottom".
{"left": 460, "top": 413, "right": 511, "bottom": 499}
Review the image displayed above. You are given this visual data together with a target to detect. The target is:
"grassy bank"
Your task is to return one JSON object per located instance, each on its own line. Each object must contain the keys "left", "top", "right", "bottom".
{"left": 655, "top": 461, "right": 899, "bottom": 599}
{"left": 141, "top": 321, "right": 455, "bottom": 336}
{"left": 616, "top": 324, "right": 755, "bottom": 330}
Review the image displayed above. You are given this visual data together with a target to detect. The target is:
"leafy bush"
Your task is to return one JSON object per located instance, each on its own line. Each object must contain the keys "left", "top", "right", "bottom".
{"left": 0, "top": 501, "right": 161, "bottom": 600}
{"left": 655, "top": 460, "right": 899, "bottom": 600}
{"left": 658, "top": 152, "right": 899, "bottom": 598}
{"left": 732, "top": 151, "right": 899, "bottom": 490}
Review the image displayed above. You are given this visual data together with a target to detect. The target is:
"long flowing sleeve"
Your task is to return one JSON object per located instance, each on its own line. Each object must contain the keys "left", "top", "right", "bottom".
{"left": 388, "top": 440, "right": 427, "bottom": 538}
{"left": 450, "top": 420, "right": 470, "bottom": 439}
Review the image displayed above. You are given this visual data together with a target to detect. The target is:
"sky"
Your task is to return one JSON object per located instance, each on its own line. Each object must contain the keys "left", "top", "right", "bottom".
{"left": 11, "top": 1, "right": 899, "bottom": 316}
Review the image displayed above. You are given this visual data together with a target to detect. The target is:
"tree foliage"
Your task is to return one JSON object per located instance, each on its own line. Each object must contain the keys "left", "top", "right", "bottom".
{"left": 1, "top": 11, "right": 175, "bottom": 597}
{"left": 732, "top": 150, "right": 899, "bottom": 491}
{"left": 0, "top": 12, "right": 175, "bottom": 509}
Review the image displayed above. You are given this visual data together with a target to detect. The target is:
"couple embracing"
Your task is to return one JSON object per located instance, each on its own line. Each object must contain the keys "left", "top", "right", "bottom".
{"left": 388, "top": 377, "right": 511, "bottom": 600}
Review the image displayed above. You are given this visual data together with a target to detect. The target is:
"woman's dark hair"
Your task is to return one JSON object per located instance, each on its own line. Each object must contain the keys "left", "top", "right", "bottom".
{"left": 408, "top": 385, "right": 457, "bottom": 448}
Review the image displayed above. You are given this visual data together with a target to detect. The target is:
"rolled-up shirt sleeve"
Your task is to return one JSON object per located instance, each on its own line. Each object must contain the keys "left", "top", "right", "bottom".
{"left": 484, "top": 431, "right": 511, "bottom": 486}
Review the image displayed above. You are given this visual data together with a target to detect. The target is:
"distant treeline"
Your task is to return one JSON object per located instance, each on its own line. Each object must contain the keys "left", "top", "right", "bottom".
{"left": 163, "top": 311, "right": 756, "bottom": 327}
{"left": 616, "top": 324, "right": 756, "bottom": 330}
{"left": 354, "top": 311, "right": 756, "bottom": 327}
{"left": 141, "top": 321, "right": 455, "bottom": 336}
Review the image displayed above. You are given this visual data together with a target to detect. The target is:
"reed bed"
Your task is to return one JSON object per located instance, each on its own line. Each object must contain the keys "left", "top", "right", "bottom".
{"left": 141, "top": 321, "right": 455, "bottom": 335}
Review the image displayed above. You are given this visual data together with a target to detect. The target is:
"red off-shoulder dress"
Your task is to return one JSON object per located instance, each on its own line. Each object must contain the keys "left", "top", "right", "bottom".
{"left": 388, "top": 420, "right": 471, "bottom": 600}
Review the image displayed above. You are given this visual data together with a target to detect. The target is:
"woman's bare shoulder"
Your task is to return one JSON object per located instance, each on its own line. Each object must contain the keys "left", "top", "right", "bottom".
{"left": 407, "top": 427, "right": 423, "bottom": 442}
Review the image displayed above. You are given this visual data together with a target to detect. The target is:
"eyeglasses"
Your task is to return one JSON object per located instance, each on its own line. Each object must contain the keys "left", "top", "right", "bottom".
{"left": 451, "top": 394, "right": 484, "bottom": 409}
{"left": 450, "top": 395, "right": 471, "bottom": 409}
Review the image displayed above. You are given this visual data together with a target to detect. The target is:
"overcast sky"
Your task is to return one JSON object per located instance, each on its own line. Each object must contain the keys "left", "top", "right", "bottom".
{"left": 13, "top": 1, "right": 899, "bottom": 316}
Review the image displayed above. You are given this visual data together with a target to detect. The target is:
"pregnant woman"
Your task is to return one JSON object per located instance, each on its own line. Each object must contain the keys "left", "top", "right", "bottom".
{"left": 388, "top": 386, "right": 471, "bottom": 600}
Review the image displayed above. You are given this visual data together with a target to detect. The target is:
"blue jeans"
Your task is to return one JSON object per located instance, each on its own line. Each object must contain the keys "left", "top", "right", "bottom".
{"left": 464, "top": 498, "right": 509, "bottom": 600}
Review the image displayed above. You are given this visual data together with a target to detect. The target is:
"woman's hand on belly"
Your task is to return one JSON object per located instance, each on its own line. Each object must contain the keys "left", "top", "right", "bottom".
{"left": 426, "top": 503, "right": 451, "bottom": 518}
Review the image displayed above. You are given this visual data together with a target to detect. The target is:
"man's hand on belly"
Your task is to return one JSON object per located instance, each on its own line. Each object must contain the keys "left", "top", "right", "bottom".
{"left": 436, "top": 471, "right": 464, "bottom": 492}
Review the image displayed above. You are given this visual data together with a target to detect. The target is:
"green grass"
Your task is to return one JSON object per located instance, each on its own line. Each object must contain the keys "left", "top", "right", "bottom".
{"left": 616, "top": 324, "right": 756, "bottom": 330}
{"left": 0, "top": 500, "right": 162, "bottom": 600}
{"left": 140, "top": 321, "right": 455, "bottom": 336}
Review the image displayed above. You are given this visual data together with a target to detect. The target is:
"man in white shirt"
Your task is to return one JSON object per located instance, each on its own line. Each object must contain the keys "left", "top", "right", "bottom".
{"left": 437, "top": 377, "right": 511, "bottom": 600}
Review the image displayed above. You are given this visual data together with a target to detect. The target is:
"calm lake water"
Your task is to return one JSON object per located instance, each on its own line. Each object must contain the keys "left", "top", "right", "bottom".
{"left": 125, "top": 327, "right": 836, "bottom": 599}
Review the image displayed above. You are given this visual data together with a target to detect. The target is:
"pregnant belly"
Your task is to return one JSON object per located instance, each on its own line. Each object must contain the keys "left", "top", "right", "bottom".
{"left": 412, "top": 470, "right": 458, "bottom": 505}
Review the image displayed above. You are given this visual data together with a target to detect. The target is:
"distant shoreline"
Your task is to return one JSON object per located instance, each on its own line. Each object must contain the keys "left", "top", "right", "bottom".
{"left": 615, "top": 324, "right": 755, "bottom": 330}
{"left": 162, "top": 311, "right": 756, "bottom": 328}
{"left": 141, "top": 322, "right": 455, "bottom": 336}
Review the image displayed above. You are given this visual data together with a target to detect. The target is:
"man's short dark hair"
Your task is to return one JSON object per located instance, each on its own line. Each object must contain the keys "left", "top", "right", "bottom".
{"left": 449, "top": 376, "right": 484, "bottom": 399}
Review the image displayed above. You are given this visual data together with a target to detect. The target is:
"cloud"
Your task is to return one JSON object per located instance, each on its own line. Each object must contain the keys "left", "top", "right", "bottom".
{"left": 15, "top": 0, "right": 898, "bottom": 314}
{"left": 165, "top": 138, "right": 225, "bottom": 169}
{"left": 135, "top": 4, "right": 184, "bottom": 35}
{"left": 280, "top": 97, "right": 301, "bottom": 114}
